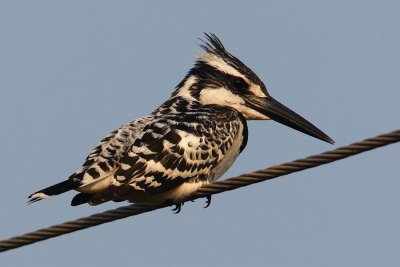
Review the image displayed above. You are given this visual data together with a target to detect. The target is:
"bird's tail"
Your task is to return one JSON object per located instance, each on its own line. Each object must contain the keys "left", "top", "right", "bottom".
{"left": 28, "top": 179, "right": 81, "bottom": 204}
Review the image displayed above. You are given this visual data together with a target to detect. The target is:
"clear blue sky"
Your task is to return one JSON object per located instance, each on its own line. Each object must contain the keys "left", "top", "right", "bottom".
{"left": 1, "top": 1, "right": 399, "bottom": 266}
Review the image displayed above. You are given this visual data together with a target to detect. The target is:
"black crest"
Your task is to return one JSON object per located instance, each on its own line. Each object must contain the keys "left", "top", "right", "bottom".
{"left": 199, "top": 33, "right": 229, "bottom": 57}
{"left": 199, "top": 33, "right": 267, "bottom": 91}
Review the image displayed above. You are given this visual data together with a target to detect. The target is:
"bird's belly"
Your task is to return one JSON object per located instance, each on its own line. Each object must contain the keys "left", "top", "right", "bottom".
{"left": 123, "top": 181, "right": 206, "bottom": 205}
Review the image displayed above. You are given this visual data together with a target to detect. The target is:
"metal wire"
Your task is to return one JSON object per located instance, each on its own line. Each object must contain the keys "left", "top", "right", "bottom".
{"left": 1, "top": 129, "right": 399, "bottom": 253}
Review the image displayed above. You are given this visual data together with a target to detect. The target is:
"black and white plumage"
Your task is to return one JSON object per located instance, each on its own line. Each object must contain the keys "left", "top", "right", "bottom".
{"left": 29, "top": 33, "right": 333, "bottom": 208}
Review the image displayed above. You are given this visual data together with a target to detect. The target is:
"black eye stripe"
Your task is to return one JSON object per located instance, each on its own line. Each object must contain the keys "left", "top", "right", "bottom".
{"left": 175, "top": 62, "right": 255, "bottom": 99}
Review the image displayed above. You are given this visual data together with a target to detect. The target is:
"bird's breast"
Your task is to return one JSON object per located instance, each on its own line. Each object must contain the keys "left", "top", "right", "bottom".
{"left": 209, "top": 121, "right": 245, "bottom": 181}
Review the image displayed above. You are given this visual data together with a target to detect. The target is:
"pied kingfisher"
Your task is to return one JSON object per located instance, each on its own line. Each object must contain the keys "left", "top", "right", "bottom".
{"left": 29, "top": 33, "right": 334, "bottom": 211}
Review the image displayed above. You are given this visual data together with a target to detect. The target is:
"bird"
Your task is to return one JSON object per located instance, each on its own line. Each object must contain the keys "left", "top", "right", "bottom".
{"left": 28, "top": 33, "right": 334, "bottom": 212}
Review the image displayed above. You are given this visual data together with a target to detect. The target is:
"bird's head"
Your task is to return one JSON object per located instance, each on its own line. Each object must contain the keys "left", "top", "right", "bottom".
{"left": 172, "top": 33, "right": 334, "bottom": 144}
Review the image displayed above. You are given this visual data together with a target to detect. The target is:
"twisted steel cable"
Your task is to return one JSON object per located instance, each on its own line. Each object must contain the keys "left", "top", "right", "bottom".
{"left": 1, "top": 129, "right": 399, "bottom": 253}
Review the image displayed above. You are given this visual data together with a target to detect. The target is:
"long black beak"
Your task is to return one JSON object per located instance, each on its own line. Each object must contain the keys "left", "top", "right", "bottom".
{"left": 245, "top": 95, "right": 334, "bottom": 144}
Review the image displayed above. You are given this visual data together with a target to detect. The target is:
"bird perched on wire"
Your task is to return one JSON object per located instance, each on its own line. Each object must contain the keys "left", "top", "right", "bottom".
{"left": 28, "top": 33, "right": 334, "bottom": 212}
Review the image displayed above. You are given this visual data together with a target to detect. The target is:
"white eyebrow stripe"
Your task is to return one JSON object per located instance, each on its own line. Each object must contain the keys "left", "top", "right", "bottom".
{"left": 199, "top": 53, "right": 247, "bottom": 80}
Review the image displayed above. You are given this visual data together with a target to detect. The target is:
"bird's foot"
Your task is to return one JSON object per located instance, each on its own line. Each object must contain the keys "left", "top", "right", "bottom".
{"left": 167, "top": 201, "right": 184, "bottom": 214}
{"left": 203, "top": 195, "right": 212, "bottom": 209}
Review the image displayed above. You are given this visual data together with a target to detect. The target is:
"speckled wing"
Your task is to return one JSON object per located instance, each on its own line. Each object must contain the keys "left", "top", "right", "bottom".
{"left": 113, "top": 106, "right": 247, "bottom": 196}
{"left": 68, "top": 116, "right": 153, "bottom": 191}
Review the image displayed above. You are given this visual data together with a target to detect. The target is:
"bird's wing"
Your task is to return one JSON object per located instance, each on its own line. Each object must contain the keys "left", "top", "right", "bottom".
{"left": 68, "top": 115, "right": 153, "bottom": 191}
{"left": 113, "top": 106, "right": 246, "bottom": 195}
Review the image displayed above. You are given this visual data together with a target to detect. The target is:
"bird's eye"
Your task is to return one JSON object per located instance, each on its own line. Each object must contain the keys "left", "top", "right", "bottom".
{"left": 232, "top": 77, "right": 248, "bottom": 92}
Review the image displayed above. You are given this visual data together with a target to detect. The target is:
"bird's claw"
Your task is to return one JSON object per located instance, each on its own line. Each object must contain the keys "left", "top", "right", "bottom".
{"left": 167, "top": 196, "right": 210, "bottom": 213}
{"left": 203, "top": 195, "right": 212, "bottom": 209}
{"left": 171, "top": 202, "right": 183, "bottom": 213}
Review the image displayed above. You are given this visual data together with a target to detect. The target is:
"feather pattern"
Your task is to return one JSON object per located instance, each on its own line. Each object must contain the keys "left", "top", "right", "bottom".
{"left": 113, "top": 98, "right": 247, "bottom": 196}
{"left": 86, "top": 97, "right": 248, "bottom": 205}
